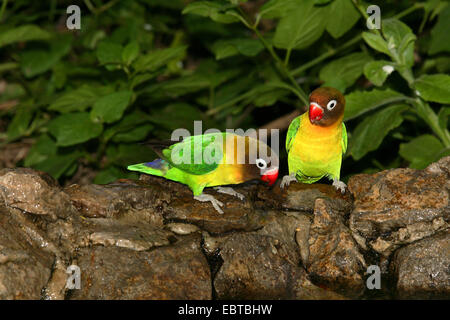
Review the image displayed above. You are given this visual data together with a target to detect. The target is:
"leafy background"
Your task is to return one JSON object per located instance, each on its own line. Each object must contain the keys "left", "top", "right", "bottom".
{"left": 0, "top": 0, "right": 449, "bottom": 185}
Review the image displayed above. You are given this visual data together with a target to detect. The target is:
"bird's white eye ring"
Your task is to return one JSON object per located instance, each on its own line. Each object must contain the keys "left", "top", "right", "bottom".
{"left": 327, "top": 99, "right": 337, "bottom": 110}
{"left": 256, "top": 158, "right": 267, "bottom": 169}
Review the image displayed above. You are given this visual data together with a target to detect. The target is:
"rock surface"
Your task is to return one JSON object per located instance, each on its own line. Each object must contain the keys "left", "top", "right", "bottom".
{"left": 391, "top": 231, "right": 449, "bottom": 299}
{"left": 349, "top": 156, "right": 449, "bottom": 260}
{"left": 306, "top": 199, "right": 366, "bottom": 298}
{"left": 0, "top": 156, "right": 449, "bottom": 299}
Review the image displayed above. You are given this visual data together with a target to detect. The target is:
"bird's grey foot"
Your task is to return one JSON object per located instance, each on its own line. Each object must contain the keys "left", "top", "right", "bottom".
{"left": 332, "top": 179, "right": 347, "bottom": 194}
{"left": 280, "top": 173, "right": 297, "bottom": 189}
{"left": 194, "top": 194, "right": 224, "bottom": 214}
{"left": 214, "top": 187, "right": 245, "bottom": 201}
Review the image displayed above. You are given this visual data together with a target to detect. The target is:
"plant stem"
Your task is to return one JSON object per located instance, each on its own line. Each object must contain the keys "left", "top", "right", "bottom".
{"left": 351, "top": 0, "right": 450, "bottom": 149}
{"left": 236, "top": 7, "right": 309, "bottom": 106}
{"left": 412, "top": 99, "right": 450, "bottom": 148}
{"left": 352, "top": 0, "right": 383, "bottom": 38}
{"left": 251, "top": 26, "right": 308, "bottom": 105}
{"left": 284, "top": 48, "right": 291, "bottom": 67}
{"left": 0, "top": 0, "right": 8, "bottom": 22}
{"left": 84, "top": 0, "right": 119, "bottom": 15}
{"left": 291, "top": 35, "right": 362, "bottom": 77}
{"left": 393, "top": 3, "right": 424, "bottom": 20}
{"left": 292, "top": 1, "right": 419, "bottom": 78}
{"left": 206, "top": 90, "right": 254, "bottom": 116}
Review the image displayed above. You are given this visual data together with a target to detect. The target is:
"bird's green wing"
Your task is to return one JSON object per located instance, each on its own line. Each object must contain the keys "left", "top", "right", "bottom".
{"left": 341, "top": 122, "right": 348, "bottom": 154}
{"left": 162, "top": 133, "right": 224, "bottom": 175}
{"left": 286, "top": 115, "right": 301, "bottom": 153}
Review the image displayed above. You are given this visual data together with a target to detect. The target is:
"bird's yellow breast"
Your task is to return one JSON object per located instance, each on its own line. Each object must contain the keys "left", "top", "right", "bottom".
{"left": 291, "top": 113, "right": 342, "bottom": 164}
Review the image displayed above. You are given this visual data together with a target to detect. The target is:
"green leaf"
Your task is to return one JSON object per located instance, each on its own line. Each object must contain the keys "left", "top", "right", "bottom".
{"left": 144, "top": 74, "right": 210, "bottom": 98}
{"left": 107, "top": 144, "right": 156, "bottom": 167}
{"left": 319, "top": 52, "right": 372, "bottom": 92}
{"left": 24, "top": 134, "right": 57, "bottom": 167}
{"left": 182, "top": 1, "right": 239, "bottom": 23}
{"left": 122, "top": 41, "right": 140, "bottom": 65}
{"left": 20, "top": 35, "right": 72, "bottom": 78}
{"left": 96, "top": 41, "right": 123, "bottom": 65}
{"left": 429, "top": 5, "right": 450, "bottom": 54}
{"left": 112, "top": 124, "right": 153, "bottom": 143}
{"left": 0, "top": 83, "right": 25, "bottom": 103}
{"left": 48, "top": 85, "right": 112, "bottom": 113}
{"left": 382, "top": 19, "right": 416, "bottom": 68}
{"left": 103, "top": 110, "right": 152, "bottom": 141}
{"left": 133, "top": 46, "right": 187, "bottom": 73}
{"left": 438, "top": 106, "right": 450, "bottom": 131}
{"left": 0, "top": 25, "right": 50, "bottom": 47}
{"left": 131, "top": 73, "right": 157, "bottom": 89}
{"left": 363, "top": 60, "right": 395, "bottom": 86}
{"left": 351, "top": 104, "right": 408, "bottom": 160}
{"left": 273, "top": 0, "right": 326, "bottom": 50}
{"left": 20, "top": 50, "right": 50, "bottom": 78}
{"left": 149, "top": 103, "right": 207, "bottom": 132}
{"left": 7, "top": 104, "right": 34, "bottom": 141}
{"left": 344, "top": 88, "right": 405, "bottom": 121}
{"left": 0, "top": 62, "right": 18, "bottom": 73}
{"left": 211, "top": 38, "right": 264, "bottom": 60}
{"left": 435, "top": 56, "right": 450, "bottom": 74}
{"left": 362, "top": 19, "right": 416, "bottom": 72}
{"left": 362, "top": 32, "right": 390, "bottom": 55}
{"left": 399, "top": 134, "right": 446, "bottom": 169}
{"left": 326, "top": 0, "right": 360, "bottom": 39}
{"left": 33, "top": 152, "right": 82, "bottom": 179}
{"left": 90, "top": 91, "right": 133, "bottom": 124}
{"left": 52, "top": 63, "right": 67, "bottom": 89}
{"left": 251, "top": 88, "right": 289, "bottom": 107}
{"left": 414, "top": 74, "right": 450, "bottom": 104}
{"left": 48, "top": 112, "right": 103, "bottom": 146}
{"left": 258, "top": 0, "right": 301, "bottom": 19}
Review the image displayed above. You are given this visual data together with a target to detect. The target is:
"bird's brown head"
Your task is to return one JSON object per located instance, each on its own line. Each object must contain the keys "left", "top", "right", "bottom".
{"left": 308, "top": 87, "right": 345, "bottom": 127}
{"left": 240, "top": 136, "right": 279, "bottom": 186}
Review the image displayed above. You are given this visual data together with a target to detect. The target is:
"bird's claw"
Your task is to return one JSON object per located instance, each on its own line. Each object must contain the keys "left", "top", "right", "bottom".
{"left": 214, "top": 187, "right": 245, "bottom": 201}
{"left": 280, "top": 173, "right": 297, "bottom": 189}
{"left": 332, "top": 179, "right": 347, "bottom": 194}
{"left": 194, "top": 194, "right": 224, "bottom": 214}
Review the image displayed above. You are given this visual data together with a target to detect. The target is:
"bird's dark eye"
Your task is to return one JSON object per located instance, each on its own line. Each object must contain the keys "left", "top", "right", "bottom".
{"left": 327, "top": 99, "right": 337, "bottom": 110}
{"left": 256, "top": 158, "right": 267, "bottom": 169}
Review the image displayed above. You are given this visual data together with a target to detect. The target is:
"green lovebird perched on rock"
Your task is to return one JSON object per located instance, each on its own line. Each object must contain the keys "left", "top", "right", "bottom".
{"left": 281, "top": 87, "right": 348, "bottom": 193}
{"left": 128, "top": 132, "right": 279, "bottom": 214}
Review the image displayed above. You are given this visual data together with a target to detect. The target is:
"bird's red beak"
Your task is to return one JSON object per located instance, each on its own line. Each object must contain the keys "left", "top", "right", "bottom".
{"left": 309, "top": 103, "right": 323, "bottom": 122}
{"left": 261, "top": 168, "right": 278, "bottom": 186}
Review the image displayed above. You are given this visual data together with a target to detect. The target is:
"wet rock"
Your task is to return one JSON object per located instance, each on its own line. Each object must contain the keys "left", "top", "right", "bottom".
{"left": 162, "top": 183, "right": 263, "bottom": 234}
{"left": 349, "top": 157, "right": 450, "bottom": 257}
{"left": 306, "top": 198, "right": 366, "bottom": 298}
{"left": 214, "top": 232, "right": 338, "bottom": 299}
{"left": 258, "top": 181, "right": 352, "bottom": 213}
{"left": 82, "top": 218, "right": 173, "bottom": 251}
{"left": 391, "top": 231, "right": 450, "bottom": 299}
{"left": 0, "top": 168, "right": 73, "bottom": 220}
{"left": 65, "top": 179, "right": 168, "bottom": 225}
{"left": 213, "top": 210, "right": 345, "bottom": 299}
{"left": 152, "top": 174, "right": 352, "bottom": 235}
{"left": 166, "top": 222, "right": 200, "bottom": 235}
{"left": 70, "top": 234, "right": 211, "bottom": 300}
{"left": 0, "top": 205, "right": 54, "bottom": 299}
{"left": 0, "top": 158, "right": 449, "bottom": 300}
{"left": 42, "top": 258, "right": 69, "bottom": 300}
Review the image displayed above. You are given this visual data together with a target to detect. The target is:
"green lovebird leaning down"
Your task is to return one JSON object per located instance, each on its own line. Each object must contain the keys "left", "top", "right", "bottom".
{"left": 128, "top": 132, "right": 279, "bottom": 214}
{"left": 280, "top": 87, "right": 348, "bottom": 193}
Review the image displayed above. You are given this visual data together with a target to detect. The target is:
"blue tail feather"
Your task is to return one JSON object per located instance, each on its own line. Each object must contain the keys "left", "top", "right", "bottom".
{"left": 144, "top": 159, "right": 167, "bottom": 169}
